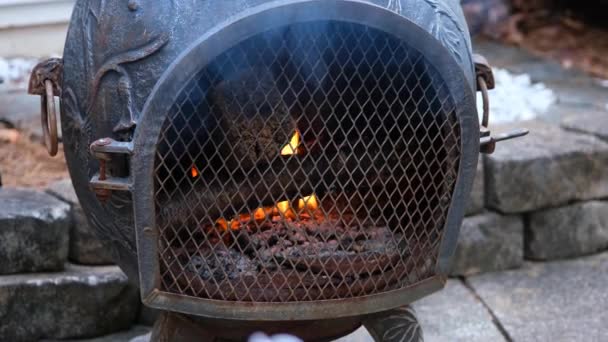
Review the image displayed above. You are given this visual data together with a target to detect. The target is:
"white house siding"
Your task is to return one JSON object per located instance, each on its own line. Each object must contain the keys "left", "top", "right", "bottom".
{"left": 0, "top": 0, "right": 74, "bottom": 57}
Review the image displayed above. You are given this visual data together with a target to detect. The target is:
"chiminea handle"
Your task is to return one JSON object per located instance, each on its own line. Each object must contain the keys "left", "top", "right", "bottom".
{"left": 28, "top": 58, "right": 63, "bottom": 157}
{"left": 474, "top": 54, "right": 494, "bottom": 130}
{"left": 40, "top": 80, "right": 59, "bottom": 156}
{"left": 473, "top": 54, "right": 529, "bottom": 153}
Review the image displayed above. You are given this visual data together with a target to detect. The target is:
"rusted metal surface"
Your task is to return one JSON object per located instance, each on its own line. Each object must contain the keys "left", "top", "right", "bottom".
{"left": 89, "top": 138, "right": 133, "bottom": 202}
{"left": 153, "top": 21, "right": 460, "bottom": 304}
{"left": 131, "top": 1, "right": 477, "bottom": 320}
{"left": 28, "top": 58, "right": 63, "bottom": 156}
{"left": 28, "top": 58, "right": 63, "bottom": 96}
{"left": 364, "top": 306, "right": 423, "bottom": 342}
{"left": 144, "top": 276, "right": 445, "bottom": 321}
{"left": 60, "top": 1, "right": 476, "bottom": 292}
{"left": 474, "top": 54, "right": 494, "bottom": 131}
{"left": 58, "top": 0, "right": 479, "bottom": 330}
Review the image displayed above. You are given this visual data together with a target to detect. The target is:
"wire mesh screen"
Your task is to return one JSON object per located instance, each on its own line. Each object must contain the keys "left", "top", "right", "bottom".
{"left": 154, "top": 21, "right": 461, "bottom": 302}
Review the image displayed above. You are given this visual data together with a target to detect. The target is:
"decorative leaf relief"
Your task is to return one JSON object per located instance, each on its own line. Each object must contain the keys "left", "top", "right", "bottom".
{"left": 62, "top": 87, "right": 93, "bottom": 166}
{"left": 85, "top": 33, "right": 170, "bottom": 118}
{"left": 386, "top": 0, "right": 403, "bottom": 13}
{"left": 380, "top": 307, "right": 424, "bottom": 342}
{"left": 385, "top": 0, "right": 469, "bottom": 64}
{"left": 80, "top": 0, "right": 173, "bottom": 134}
{"left": 64, "top": 86, "right": 136, "bottom": 252}
{"left": 422, "top": 0, "right": 470, "bottom": 63}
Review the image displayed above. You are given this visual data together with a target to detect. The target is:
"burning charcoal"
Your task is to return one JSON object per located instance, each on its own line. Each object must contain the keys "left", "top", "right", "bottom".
{"left": 234, "top": 230, "right": 255, "bottom": 254}
{"left": 169, "top": 211, "right": 410, "bottom": 302}
{"left": 267, "top": 234, "right": 280, "bottom": 247}
{"left": 184, "top": 247, "right": 257, "bottom": 282}
{"left": 158, "top": 159, "right": 332, "bottom": 227}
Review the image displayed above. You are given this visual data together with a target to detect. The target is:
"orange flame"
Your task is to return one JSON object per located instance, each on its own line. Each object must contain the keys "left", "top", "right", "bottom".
{"left": 215, "top": 217, "right": 243, "bottom": 232}
{"left": 215, "top": 218, "right": 228, "bottom": 231}
{"left": 281, "top": 131, "right": 301, "bottom": 156}
{"left": 229, "top": 219, "right": 240, "bottom": 230}
{"left": 275, "top": 200, "right": 296, "bottom": 219}
{"left": 254, "top": 208, "right": 267, "bottom": 221}
{"left": 298, "top": 194, "right": 319, "bottom": 211}
{"left": 207, "top": 131, "right": 322, "bottom": 232}
{"left": 191, "top": 166, "right": 199, "bottom": 178}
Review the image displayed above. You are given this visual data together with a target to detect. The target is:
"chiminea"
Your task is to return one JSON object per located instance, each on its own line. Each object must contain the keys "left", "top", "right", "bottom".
{"left": 29, "top": 0, "right": 527, "bottom": 341}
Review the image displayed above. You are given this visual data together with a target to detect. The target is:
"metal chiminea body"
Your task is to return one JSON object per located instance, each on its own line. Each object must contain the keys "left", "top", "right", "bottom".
{"left": 29, "top": 0, "right": 526, "bottom": 340}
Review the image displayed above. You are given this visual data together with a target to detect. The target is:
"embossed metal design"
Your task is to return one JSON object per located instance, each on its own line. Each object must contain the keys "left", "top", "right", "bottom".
{"left": 385, "top": 0, "right": 470, "bottom": 64}
{"left": 153, "top": 21, "right": 461, "bottom": 303}
{"left": 386, "top": 0, "right": 403, "bottom": 13}
{"left": 422, "top": 0, "right": 470, "bottom": 62}
{"left": 365, "top": 306, "right": 424, "bottom": 342}
{"left": 60, "top": 1, "right": 477, "bottom": 295}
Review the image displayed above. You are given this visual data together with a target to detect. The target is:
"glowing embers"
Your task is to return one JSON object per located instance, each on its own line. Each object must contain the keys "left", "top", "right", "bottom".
{"left": 200, "top": 130, "right": 317, "bottom": 231}
{"left": 213, "top": 194, "right": 320, "bottom": 232}
{"left": 176, "top": 206, "right": 408, "bottom": 302}
{"left": 190, "top": 166, "right": 199, "bottom": 178}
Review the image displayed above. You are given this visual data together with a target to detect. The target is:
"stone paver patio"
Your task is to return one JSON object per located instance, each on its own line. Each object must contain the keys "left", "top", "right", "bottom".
{"left": 340, "top": 252, "right": 608, "bottom": 342}
{"left": 73, "top": 251, "right": 608, "bottom": 341}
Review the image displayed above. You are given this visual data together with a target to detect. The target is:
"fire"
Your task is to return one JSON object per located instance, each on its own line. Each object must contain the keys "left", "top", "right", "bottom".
{"left": 190, "top": 166, "right": 199, "bottom": 178}
{"left": 213, "top": 194, "right": 319, "bottom": 232}
{"left": 208, "top": 129, "right": 319, "bottom": 232}
{"left": 275, "top": 200, "right": 296, "bottom": 219}
{"left": 276, "top": 200, "right": 290, "bottom": 214}
{"left": 254, "top": 208, "right": 268, "bottom": 221}
{"left": 229, "top": 219, "right": 240, "bottom": 230}
{"left": 298, "top": 194, "right": 319, "bottom": 212}
{"left": 281, "top": 131, "right": 301, "bottom": 156}
{"left": 215, "top": 218, "right": 228, "bottom": 231}
{"left": 215, "top": 218, "right": 240, "bottom": 231}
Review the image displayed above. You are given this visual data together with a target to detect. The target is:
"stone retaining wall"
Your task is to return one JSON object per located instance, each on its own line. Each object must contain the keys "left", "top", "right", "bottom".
{"left": 0, "top": 185, "right": 140, "bottom": 342}
{"left": 1, "top": 117, "right": 606, "bottom": 340}
{"left": 453, "top": 117, "right": 608, "bottom": 276}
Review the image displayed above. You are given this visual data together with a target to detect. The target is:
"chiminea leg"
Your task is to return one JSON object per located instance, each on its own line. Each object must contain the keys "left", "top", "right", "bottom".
{"left": 363, "top": 306, "right": 424, "bottom": 342}
{"left": 148, "top": 312, "right": 219, "bottom": 342}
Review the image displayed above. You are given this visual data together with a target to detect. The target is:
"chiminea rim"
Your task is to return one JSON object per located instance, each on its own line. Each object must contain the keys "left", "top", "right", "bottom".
{"left": 133, "top": 0, "right": 478, "bottom": 321}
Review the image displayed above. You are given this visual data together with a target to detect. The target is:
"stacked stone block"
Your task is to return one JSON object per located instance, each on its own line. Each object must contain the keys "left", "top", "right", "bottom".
{"left": 1, "top": 115, "right": 607, "bottom": 340}
{"left": 46, "top": 179, "right": 115, "bottom": 265}
{"left": 0, "top": 187, "right": 140, "bottom": 341}
{"left": 452, "top": 120, "right": 608, "bottom": 276}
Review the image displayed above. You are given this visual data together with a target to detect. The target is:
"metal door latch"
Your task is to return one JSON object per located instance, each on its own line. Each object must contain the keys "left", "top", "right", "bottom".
{"left": 89, "top": 138, "right": 133, "bottom": 202}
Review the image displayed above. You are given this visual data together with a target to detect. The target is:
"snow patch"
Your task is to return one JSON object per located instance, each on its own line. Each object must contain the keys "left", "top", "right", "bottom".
{"left": 477, "top": 68, "right": 557, "bottom": 124}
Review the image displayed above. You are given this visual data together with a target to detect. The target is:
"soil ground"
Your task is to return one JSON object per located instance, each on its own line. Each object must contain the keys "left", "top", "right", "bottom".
{"left": 0, "top": 126, "right": 68, "bottom": 189}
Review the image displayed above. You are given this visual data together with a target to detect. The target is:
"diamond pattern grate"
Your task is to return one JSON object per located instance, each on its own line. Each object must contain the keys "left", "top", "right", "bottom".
{"left": 153, "top": 21, "right": 460, "bottom": 302}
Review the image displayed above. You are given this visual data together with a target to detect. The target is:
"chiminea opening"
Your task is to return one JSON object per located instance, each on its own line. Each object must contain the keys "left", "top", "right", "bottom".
{"left": 153, "top": 21, "right": 461, "bottom": 303}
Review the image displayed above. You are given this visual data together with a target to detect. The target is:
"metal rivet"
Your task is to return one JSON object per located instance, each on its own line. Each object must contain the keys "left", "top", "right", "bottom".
{"left": 96, "top": 138, "right": 112, "bottom": 146}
